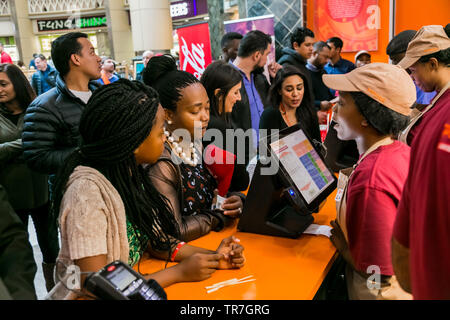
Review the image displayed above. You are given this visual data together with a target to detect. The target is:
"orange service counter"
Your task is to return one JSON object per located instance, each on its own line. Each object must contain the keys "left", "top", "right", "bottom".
{"left": 135, "top": 189, "right": 338, "bottom": 300}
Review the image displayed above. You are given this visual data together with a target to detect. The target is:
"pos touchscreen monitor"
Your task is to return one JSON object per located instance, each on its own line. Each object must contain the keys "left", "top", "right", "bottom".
{"left": 238, "top": 124, "right": 337, "bottom": 238}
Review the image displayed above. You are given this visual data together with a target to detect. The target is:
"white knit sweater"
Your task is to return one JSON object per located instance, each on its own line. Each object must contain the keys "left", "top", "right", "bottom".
{"left": 49, "top": 165, "right": 129, "bottom": 299}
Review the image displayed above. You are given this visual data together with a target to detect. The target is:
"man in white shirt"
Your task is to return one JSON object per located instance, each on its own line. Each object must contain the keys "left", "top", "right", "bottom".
{"left": 23, "top": 32, "right": 102, "bottom": 175}
{"left": 21, "top": 32, "right": 102, "bottom": 294}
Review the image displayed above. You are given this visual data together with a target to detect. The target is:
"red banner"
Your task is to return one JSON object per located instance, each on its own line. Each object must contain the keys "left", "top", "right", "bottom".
{"left": 176, "top": 22, "right": 212, "bottom": 79}
{"left": 314, "top": 0, "right": 379, "bottom": 52}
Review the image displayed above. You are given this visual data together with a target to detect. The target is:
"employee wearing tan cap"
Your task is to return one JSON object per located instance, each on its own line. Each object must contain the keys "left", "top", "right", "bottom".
{"left": 323, "top": 63, "right": 415, "bottom": 300}
{"left": 392, "top": 25, "right": 450, "bottom": 300}
{"left": 386, "top": 29, "right": 436, "bottom": 107}
{"left": 398, "top": 25, "right": 450, "bottom": 145}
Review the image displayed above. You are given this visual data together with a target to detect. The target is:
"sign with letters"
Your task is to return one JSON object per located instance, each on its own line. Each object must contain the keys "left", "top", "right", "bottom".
{"left": 37, "top": 15, "right": 107, "bottom": 32}
{"left": 175, "top": 22, "right": 212, "bottom": 79}
{"left": 170, "top": 0, "right": 208, "bottom": 20}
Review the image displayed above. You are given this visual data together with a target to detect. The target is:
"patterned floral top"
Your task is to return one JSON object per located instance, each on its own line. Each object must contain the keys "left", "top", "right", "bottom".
{"left": 126, "top": 220, "right": 148, "bottom": 267}
{"left": 179, "top": 162, "right": 217, "bottom": 216}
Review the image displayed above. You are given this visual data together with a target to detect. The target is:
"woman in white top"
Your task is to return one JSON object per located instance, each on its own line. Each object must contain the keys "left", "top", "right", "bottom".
{"left": 51, "top": 80, "right": 245, "bottom": 299}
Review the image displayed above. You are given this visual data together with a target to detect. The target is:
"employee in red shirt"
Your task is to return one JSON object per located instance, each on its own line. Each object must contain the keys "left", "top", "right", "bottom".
{"left": 398, "top": 25, "right": 450, "bottom": 146}
{"left": 323, "top": 63, "right": 416, "bottom": 300}
{"left": 0, "top": 43, "right": 13, "bottom": 64}
{"left": 392, "top": 25, "right": 450, "bottom": 300}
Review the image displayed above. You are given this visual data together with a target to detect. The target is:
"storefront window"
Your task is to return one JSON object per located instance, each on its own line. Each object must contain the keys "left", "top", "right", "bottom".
{"left": 0, "top": 36, "right": 14, "bottom": 46}
{"left": 89, "top": 34, "right": 98, "bottom": 48}
{"left": 38, "top": 33, "right": 98, "bottom": 58}
{"left": 0, "top": 36, "right": 18, "bottom": 62}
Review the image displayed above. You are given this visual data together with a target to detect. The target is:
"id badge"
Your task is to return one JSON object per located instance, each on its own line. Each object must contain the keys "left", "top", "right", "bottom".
{"left": 335, "top": 188, "right": 344, "bottom": 202}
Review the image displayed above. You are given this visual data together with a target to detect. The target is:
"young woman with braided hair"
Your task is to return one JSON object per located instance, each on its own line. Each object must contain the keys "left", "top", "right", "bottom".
{"left": 51, "top": 79, "right": 244, "bottom": 299}
{"left": 143, "top": 55, "right": 245, "bottom": 243}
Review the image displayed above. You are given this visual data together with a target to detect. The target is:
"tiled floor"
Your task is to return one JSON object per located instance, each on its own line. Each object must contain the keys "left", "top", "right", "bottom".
{"left": 27, "top": 217, "right": 51, "bottom": 300}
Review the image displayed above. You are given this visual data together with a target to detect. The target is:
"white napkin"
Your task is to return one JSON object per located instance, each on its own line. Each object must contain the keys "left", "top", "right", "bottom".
{"left": 303, "top": 224, "right": 332, "bottom": 238}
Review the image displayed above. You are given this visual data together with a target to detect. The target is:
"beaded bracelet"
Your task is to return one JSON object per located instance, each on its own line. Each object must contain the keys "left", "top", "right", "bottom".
{"left": 170, "top": 242, "right": 186, "bottom": 262}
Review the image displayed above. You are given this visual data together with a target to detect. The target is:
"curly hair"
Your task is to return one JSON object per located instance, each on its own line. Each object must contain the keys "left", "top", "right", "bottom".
{"left": 349, "top": 91, "right": 410, "bottom": 136}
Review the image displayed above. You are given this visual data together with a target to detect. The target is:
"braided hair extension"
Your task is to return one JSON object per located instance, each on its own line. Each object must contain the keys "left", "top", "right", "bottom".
{"left": 142, "top": 54, "right": 199, "bottom": 111}
{"left": 52, "top": 79, "right": 180, "bottom": 256}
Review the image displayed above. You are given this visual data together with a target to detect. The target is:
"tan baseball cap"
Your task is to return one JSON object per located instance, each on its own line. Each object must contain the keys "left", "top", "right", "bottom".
{"left": 322, "top": 63, "right": 416, "bottom": 116}
{"left": 398, "top": 25, "right": 450, "bottom": 69}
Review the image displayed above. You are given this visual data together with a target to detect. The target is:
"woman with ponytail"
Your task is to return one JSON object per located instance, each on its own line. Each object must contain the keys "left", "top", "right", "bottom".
{"left": 52, "top": 79, "right": 245, "bottom": 299}
{"left": 142, "top": 55, "right": 244, "bottom": 243}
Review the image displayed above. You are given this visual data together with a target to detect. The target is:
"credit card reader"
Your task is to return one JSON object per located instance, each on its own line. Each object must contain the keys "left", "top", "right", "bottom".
{"left": 84, "top": 260, "right": 167, "bottom": 300}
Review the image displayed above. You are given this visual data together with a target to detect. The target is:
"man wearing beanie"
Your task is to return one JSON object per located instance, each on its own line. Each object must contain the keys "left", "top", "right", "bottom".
{"left": 386, "top": 29, "right": 436, "bottom": 105}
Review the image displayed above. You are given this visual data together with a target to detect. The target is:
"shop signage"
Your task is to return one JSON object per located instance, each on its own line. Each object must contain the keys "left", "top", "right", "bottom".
{"left": 176, "top": 22, "right": 212, "bottom": 79}
{"left": 170, "top": 0, "right": 208, "bottom": 20}
{"left": 37, "top": 15, "right": 107, "bottom": 32}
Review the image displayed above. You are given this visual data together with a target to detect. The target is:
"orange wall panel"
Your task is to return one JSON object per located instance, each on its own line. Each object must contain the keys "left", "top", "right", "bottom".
{"left": 306, "top": 0, "right": 449, "bottom": 64}
{"left": 395, "top": 0, "right": 450, "bottom": 34}
{"left": 306, "top": 0, "right": 390, "bottom": 63}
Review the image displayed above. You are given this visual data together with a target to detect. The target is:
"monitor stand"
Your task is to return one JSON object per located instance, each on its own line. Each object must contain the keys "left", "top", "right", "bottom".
{"left": 238, "top": 162, "right": 314, "bottom": 239}
{"left": 265, "top": 205, "right": 314, "bottom": 238}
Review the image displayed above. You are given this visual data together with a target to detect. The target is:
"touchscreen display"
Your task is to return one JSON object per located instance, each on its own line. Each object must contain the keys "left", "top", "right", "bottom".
{"left": 270, "top": 129, "right": 334, "bottom": 204}
{"left": 106, "top": 266, "right": 137, "bottom": 291}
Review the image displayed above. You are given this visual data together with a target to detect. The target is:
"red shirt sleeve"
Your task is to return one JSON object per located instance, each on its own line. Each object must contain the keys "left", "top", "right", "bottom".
{"left": 346, "top": 186, "right": 398, "bottom": 276}
{"left": 1, "top": 52, "right": 13, "bottom": 64}
{"left": 393, "top": 183, "right": 410, "bottom": 248}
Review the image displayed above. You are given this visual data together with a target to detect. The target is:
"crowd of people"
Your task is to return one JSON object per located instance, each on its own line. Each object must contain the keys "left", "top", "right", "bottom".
{"left": 0, "top": 22, "right": 448, "bottom": 300}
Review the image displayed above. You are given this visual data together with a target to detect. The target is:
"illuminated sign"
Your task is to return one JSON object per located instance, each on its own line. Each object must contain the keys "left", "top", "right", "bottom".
{"left": 170, "top": 0, "right": 207, "bottom": 20}
{"left": 171, "top": 2, "right": 189, "bottom": 17}
{"left": 37, "top": 15, "right": 107, "bottom": 32}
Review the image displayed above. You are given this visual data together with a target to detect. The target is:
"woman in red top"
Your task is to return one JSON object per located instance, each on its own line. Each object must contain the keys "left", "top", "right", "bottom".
{"left": 322, "top": 63, "right": 416, "bottom": 299}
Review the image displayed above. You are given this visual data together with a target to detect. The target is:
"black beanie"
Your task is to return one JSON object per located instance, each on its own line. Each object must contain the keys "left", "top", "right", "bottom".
{"left": 386, "top": 30, "right": 417, "bottom": 56}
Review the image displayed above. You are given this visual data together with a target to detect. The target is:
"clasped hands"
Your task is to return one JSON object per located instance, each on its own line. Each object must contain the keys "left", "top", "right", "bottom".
{"left": 178, "top": 236, "right": 245, "bottom": 282}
